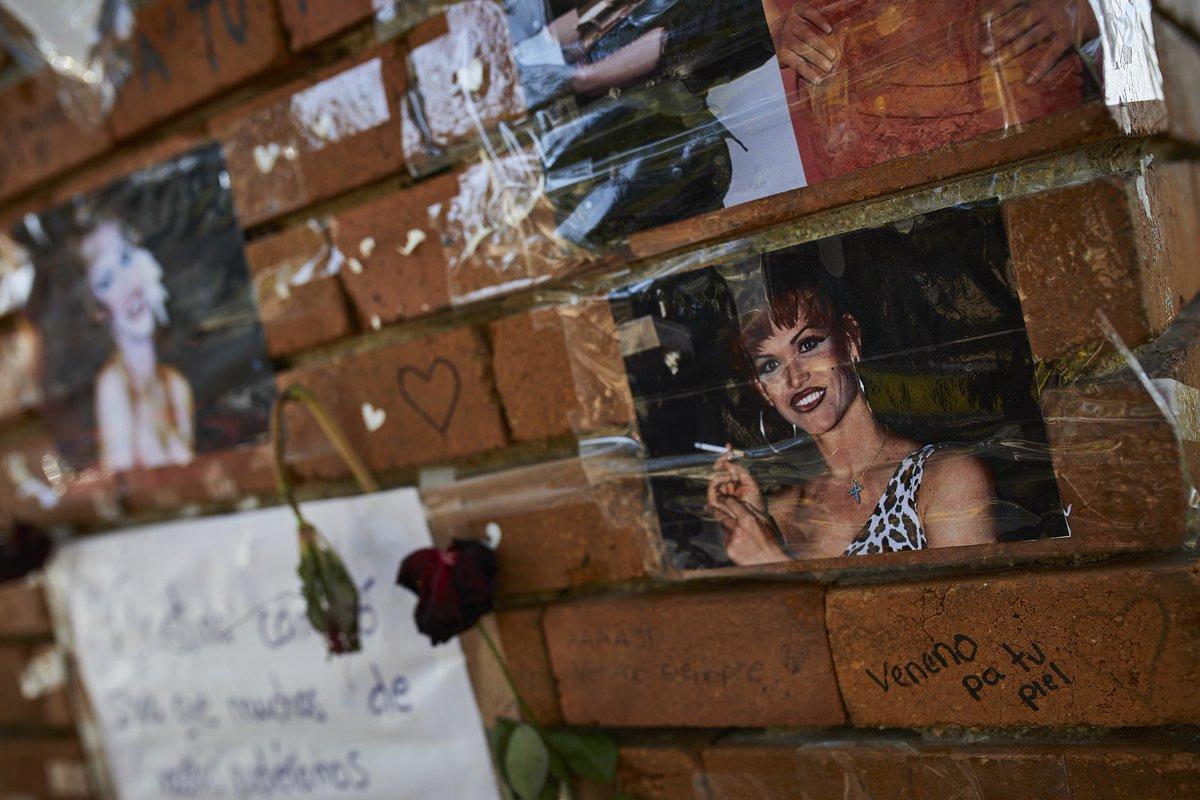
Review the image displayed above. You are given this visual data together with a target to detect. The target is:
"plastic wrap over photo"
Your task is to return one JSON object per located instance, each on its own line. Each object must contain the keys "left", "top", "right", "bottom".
{"left": 610, "top": 202, "right": 1068, "bottom": 571}
{"left": 405, "top": 0, "right": 1103, "bottom": 258}
{"left": 15, "top": 143, "right": 274, "bottom": 474}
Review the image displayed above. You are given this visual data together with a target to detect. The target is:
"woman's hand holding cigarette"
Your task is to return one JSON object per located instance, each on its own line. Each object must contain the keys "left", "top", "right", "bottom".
{"left": 706, "top": 447, "right": 787, "bottom": 566}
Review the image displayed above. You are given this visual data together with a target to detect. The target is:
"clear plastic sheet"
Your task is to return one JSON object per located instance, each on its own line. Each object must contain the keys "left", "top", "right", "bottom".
{"left": 432, "top": 194, "right": 1198, "bottom": 576}
{"left": 0, "top": 0, "right": 135, "bottom": 122}
{"left": 399, "top": 0, "right": 1164, "bottom": 306}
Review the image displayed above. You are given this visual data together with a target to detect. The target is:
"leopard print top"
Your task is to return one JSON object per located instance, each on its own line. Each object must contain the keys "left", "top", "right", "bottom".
{"left": 843, "top": 444, "right": 937, "bottom": 556}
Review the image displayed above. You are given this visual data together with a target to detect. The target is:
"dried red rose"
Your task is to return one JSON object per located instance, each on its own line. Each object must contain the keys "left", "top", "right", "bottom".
{"left": 397, "top": 539, "right": 497, "bottom": 645}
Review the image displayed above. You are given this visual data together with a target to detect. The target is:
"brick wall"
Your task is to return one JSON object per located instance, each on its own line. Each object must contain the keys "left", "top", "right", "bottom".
{"left": 1, "top": 2, "right": 1199, "bottom": 798}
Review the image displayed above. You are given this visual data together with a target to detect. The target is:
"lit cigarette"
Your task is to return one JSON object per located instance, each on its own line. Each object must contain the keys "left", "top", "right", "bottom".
{"left": 694, "top": 442, "right": 742, "bottom": 457}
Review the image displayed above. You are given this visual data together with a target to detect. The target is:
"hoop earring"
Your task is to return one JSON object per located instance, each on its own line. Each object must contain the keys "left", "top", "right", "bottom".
{"left": 760, "top": 410, "right": 794, "bottom": 454}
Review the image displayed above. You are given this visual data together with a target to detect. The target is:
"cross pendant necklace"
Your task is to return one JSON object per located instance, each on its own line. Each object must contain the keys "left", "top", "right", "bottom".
{"left": 846, "top": 436, "right": 888, "bottom": 504}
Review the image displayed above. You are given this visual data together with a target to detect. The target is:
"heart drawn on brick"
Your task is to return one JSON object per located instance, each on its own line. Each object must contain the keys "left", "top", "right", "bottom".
{"left": 398, "top": 358, "right": 461, "bottom": 434}
{"left": 1070, "top": 594, "right": 1170, "bottom": 709}
{"left": 361, "top": 403, "right": 386, "bottom": 432}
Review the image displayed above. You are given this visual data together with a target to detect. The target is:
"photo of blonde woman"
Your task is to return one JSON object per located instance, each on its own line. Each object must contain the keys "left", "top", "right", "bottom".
{"left": 81, "top": 219, "right": 194, "bottom": 471}
{"left": 17, "top": 143, "right": 274, "bottom": 475}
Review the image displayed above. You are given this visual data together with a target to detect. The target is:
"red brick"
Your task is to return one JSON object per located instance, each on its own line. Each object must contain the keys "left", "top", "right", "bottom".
{"left": 0, "top": 642, "right": 73, "bottom": 727}
{"left": 1155, "top": 13, "right": 1200, "bottom": 145}
{"left": 277, "top": 0, "right": 375, "bottom": 51}
{"left": 401, "top": 1, "right": 526, "bottom": 171}
{"left": 121, "top": 443, "right": 277, "bottom": 514}
{"left": 826, "top": 560, "right": 1200, "bottom": 728}
{"left": 112, "top": 0, "right": 287, "bottom": 138}
{"left": 626, "top": 104, "right": 1124, "bottom": 264}
{"left": 0, "top": 315, "right": 43, "bottom": 424}
{"left": 428, "top": 154, "right": 595, "bottom": 304}
{"left": 46, "top": 132, "right": 207, "bottom": 207}
{"left": 494, "top": 607, "right": 562, "bottom": 727}
{"left": 0, "top": 430, "right": 121, "bottom": 528}
{"left": 245, "top": 221, "right": 353, "bottom": 355}
{"left": 423, "top": 456, "right": 659, "bottom": 597}
{"left": 0, "top": 578, "right": 51, "bottom": 639}
{"left": 1041, "top": 295, "right": 1198, "bottom": 550}
{"left": 702, "top": 740, "right": 1200, "bottom": 800}
{"left": 490, "top": 302, "right": 634, "bottom": 442}
{"left": 277, "top": 327, "right": 507, "bottom": 480}
{"left": 544, "top": 587, "right": 845, "bottom": 728}
{"left": 1004, "top": 160, "right": 1200, "bottom": 361}
{"left": 576, "top": 744, "right": 709, "bottom": 800}
{"left": 0, "top": 736, "right": 94, "bottom": 798}
{"left": 1158, "top": 0, "right": 1200, "bottom": 39}
{"left": 330, "top": 172, "right": 458, "bottom": 328}
{"left": 214, "top": 44, "right": 407, "bottom": 227}
{"left": 0, "top": 71, "right": 113, "bottom": 202}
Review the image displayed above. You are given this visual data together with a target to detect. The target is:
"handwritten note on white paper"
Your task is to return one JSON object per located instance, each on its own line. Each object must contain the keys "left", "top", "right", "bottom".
{"left": 47, "top": 488, "right": 499, "bottom": 800}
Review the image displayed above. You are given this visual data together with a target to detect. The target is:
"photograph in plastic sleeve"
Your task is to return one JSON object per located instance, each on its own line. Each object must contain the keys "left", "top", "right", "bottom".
{"left": 609, "top": 202, "right": 1068, "bottom": 570}
{"left": 486, "top": 0, "right": 1102, "bottom": 249}
{"left": 15, "top": 143, "right": 274, "bottom": 474}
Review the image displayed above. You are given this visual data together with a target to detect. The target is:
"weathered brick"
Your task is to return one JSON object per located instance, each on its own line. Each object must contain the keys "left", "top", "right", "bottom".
{"left": 423, "top": 456, "right": 659, "bottom": 597}
{"left": 826, "top": 560, "right": 1200, "bottom": 727}
{"left": 0, "top": 430, "right": 121, "bottom": 528}
{"left": 277, "top": 0, "right": 375, "bottom": 51}
{"left": 0, "top": 643, "right": 73, "bottom": 727}
{"left": 1157, "top": 0, "right": 1200, "bottom": 39}
{"left": 214, "top": 44, "right": 407, "bottom": 226}
{"left": 494, "top": 607, "right": 562, "bottom": 727}
{"left": 576, "top": 743, "right": 709, "bottom": 800}
{"left": 45, "top": 132, "right": 207, "bottom": 207}
{"left": 626, "top": 103, "right": 1123, "bottom": 266}
{"left": 1041, "top": 295, "right": 1198, "bottom": 550}
{"left": 1155, "top": 12, "right": 1200, "bottom": 145}
{"left": 490, "top": 302, "right": 634, "bottom": 442}
{"left": 1004, "top": 160, "right": 1200, "bottom": 361}
{"left": 330, "top": 172, "right": 458, "bottom": 328}
{"left": 401, "top": 1, "right": 525, "bottom": 171}
{"left": 0, "top": 736, "right": 93, "bottom": 798}
{"left": 121, "top": 443, "right": 277, "bottom": 514}
{"left": 245, "top": 221, "right": 353, "bottom": 356}
{"left": 702, "top": 740, "right": 1200, "bottom": 800}
{"left": 544, "top": 587, "right": 845, "bottom": 728}
{"left": 277, "top": 327, "right": 507, "bottom": 479}
{"left": 0, "top": 578, "right": 51, "bottom": 640}
{"left": 0, "top": 71, "right": 113, "bottom": 202}
{"left": 112, "top": 0, "right": 287, "bottom": 138}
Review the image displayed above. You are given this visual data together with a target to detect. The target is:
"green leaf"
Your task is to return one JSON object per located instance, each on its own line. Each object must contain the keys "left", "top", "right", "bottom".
{"left": 612, "top": 794, "right": 636, "bottom": 800}
{"left": 296, "top": 524, "right": 361, "bottom": 654}
{"left": 490, "top": 717, "right": 519, "bottom": 765}
{"left": 504, "top": 723, "right": 550, "bottom": 800}
{"left": 546, "top": 730, "right": 618, "bottom": 783}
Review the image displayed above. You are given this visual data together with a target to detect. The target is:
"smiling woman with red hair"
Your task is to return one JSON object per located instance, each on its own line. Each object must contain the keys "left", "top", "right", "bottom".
{"left": 705, "top": 262, "right": 997, "bottom": 564}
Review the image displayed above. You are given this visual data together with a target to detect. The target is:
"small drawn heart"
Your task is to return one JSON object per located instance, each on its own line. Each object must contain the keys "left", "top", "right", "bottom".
{"left": 398, "top": 358, "right": 461, "bottom": 434}
{"left": 361, "top": 403, "right": 386, "bottom": 432}
{"left": 253, "top": 143, "right": 282, "bottom": 173}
